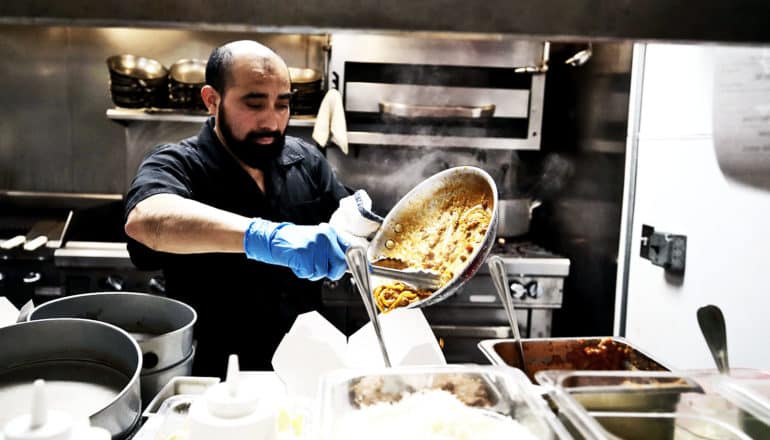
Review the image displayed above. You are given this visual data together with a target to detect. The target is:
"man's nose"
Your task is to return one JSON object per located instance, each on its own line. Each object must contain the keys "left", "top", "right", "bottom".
{"left": 257, "top": 108, "right": 281, "bottom": 132}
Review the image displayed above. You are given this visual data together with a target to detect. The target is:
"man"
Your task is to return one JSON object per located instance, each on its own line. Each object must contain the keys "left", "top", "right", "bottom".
{"left": 124, "top": 40, "right": 351, "bottom": 376}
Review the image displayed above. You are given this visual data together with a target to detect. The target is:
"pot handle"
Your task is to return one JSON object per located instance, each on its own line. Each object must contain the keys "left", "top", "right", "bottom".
{"left": 142, "top": 351, "right": 160, "bottom": 370}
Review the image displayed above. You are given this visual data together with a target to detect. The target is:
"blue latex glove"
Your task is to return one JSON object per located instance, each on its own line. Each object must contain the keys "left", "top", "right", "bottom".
{"left": 243, "top": 218, "right": 349, "bottom": 281}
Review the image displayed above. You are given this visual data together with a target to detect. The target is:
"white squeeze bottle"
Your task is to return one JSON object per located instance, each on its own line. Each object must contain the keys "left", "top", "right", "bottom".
{"left": 188, "top": 354, "right": 276, "bottom": 440}
{"left": 1, "top": 379, "right": 110, "bottom": 440}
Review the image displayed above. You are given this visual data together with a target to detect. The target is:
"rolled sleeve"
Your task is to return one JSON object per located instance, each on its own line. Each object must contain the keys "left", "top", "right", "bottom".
{"left": 124, "top": 144, "right": 197, "bottom": 269}
{"left": 125, "top": 145, "right": 195, "bottom": 218}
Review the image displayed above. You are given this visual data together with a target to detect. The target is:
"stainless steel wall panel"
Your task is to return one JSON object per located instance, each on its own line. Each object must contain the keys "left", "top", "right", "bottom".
{"left": 66, "top": 27, "right": 127, "bottom": 194}
{"left": 0, "top": 24, "right": 325, "bottom": 194}
{"left": 0, "top": 26, "right": 72, "bottom": 191}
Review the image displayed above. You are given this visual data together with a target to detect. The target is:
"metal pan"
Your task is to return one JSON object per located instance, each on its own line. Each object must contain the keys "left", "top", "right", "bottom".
{"left": 169, "top": 59, "right": 206, "bottom": 85}
{"left": 288, "top": 67, "right": 322, "bottom": 83}
{"left": 29, "top": 292, "right": 197, "bottom": 374}
{"left": 289, "top": 67, "right": 322, "bottom": 116}
{"left": 107, "top": 54, "right": 168, "bottom": 81}
{"left": 367, "top": 166, "right": 498, "bottom": 308}
{"left": 497, "top": 198, "right": 541, "bottom": 237}
{"left": 0, "top": 319, "right": 142, "bottom": 438}
{"left": 139, "top": 343, "right": 196, "bottom": 408}
{"left": 478, "top": 337, "right": 670, "bottom": 383}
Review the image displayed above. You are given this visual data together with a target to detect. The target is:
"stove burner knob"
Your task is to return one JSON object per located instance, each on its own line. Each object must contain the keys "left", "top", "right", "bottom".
{"left": 104, "top": 275, "right": 125, "bottom": 291}
{"left": 23, "top": 272, "right": 41, "bottom": 284}
{"left": 526, "top": 281, "right": 541, "bottom": 299}
{"left": 509, "top": 280, "right": 528, "bottom": 300}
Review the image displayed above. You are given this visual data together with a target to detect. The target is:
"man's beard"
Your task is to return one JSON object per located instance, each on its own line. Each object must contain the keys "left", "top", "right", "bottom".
{"left": 218, "top": 105, "right": 285, "bottom": 170}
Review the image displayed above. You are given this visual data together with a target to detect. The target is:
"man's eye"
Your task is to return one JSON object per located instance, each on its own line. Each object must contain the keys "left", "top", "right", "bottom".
{"left": 247, "top": 103, "right": 265, "bottom": 109}
{"left": 276, "top": 104, "right": 290, "bottom": 110}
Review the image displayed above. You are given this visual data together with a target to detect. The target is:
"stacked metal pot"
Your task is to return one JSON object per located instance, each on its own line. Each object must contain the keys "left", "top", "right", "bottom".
{"left": 168, "top": 59, "right": 207, "bottom": 111}
{"left": 288, "top": 67, "right": 322, "bottom": 116}
{"left": 107, "top": 55, "right": 206, "bottom": 111}
{"left": 0, "top": 319, "right": 142, "bottom": 438}
{"left": 107, "top": 54, "right": 324, "bottom": 116}
{"left": 28, "top": 292, "right": 197, "bottom": 408}
{"left": 107, "top": 55, "right": 169, "bottom": 108}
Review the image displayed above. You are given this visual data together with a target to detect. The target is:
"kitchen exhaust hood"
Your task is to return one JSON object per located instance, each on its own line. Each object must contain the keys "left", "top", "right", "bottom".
{"left": 1, "top": 0, "right": 769, "bottom": 44}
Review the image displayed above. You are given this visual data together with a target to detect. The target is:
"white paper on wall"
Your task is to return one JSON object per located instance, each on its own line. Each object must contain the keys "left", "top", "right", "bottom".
{"left": 713, "top": 46, "right": 770, "bottom": 182}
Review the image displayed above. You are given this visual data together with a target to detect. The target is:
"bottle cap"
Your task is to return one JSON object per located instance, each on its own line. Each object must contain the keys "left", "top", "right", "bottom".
{"left": 204, "top": 354, "right": 260, "bottom": 419}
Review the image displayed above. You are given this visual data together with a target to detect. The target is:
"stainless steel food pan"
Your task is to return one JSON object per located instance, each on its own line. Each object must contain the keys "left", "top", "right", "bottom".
{"left": 478, "top": 337, "right": 670, "bottom": 383}
{"left": 0, "top": 318, "right": 142, "bottom": 438}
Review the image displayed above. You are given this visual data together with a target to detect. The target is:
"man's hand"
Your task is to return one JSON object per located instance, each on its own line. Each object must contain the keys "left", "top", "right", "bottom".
{"left": 244, "top": 219, "right": 349, "bottom": 281}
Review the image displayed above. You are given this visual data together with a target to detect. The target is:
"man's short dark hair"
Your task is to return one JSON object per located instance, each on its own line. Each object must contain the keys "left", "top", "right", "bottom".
{"left": 206, "top": 46, "right": 234, "bottom": 94}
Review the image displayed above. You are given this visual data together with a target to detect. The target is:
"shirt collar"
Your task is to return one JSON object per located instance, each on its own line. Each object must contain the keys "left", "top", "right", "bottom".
{"left": 199, "top": 117, "right": 305, "bottom": 168}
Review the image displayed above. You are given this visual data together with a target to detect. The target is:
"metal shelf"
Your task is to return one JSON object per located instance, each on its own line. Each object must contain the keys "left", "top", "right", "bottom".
{"left": 106, "top": 108, "right": 316, "bottom": 127}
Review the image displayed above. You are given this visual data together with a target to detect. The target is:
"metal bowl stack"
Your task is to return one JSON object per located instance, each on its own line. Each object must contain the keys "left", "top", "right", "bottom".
{"left": 289, "top": 67, "right": 323, "bottom": 116}
{"left": 168, "top": 59, "right": 207, "bottom": 111}
{"left": 107, "top": 54, "right": 168, "bottom": 108}
{"left": 29, "top": 292, "right": 197, "bottom": 407}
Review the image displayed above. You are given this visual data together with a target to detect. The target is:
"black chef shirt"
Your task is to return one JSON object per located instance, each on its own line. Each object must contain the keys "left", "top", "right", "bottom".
{"left": 125, "top": 118, "right": 350, "bottom": 376}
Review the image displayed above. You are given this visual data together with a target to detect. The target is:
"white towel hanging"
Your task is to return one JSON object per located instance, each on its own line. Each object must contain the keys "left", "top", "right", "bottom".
{"left": 312, "top": 89, "right": 349, "bottom": 154}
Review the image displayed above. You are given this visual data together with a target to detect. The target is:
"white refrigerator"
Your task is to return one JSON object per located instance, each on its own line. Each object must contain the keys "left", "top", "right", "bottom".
{"left": 616, "top": 43, "right": 770, "bottom": 370}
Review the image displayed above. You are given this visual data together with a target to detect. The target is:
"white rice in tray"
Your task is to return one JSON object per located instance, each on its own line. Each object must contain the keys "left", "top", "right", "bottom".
{"left": 334, "top": 389, "right": 540, "bottom": 440}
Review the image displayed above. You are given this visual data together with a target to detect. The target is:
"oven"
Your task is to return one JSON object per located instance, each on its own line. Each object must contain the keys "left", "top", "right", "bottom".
{"left": 328, "top": 34, "right": 548, "bottom": 149}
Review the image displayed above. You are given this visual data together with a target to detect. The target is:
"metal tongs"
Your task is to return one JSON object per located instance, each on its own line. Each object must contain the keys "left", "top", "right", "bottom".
{"left": 488, "top": 255, "right": 529, "bottom": 377}
{"left": 347, "top": 247, "right": 411, "bottom": 394}
{"left": 346, "top": 246, "right": 392, "bottom": 367}
{"left": 369, "top": 259, "right": 442, "bottom": 290}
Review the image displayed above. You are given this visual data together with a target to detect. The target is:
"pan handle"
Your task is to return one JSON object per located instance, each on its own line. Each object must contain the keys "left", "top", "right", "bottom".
{"left": 379, "top": 101, "right": 495, "bottom": 119}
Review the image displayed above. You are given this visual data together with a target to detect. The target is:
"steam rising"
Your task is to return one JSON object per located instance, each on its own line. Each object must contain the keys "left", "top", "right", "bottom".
{"left": 327, "top": 147, "right": 521, "bottom": 213}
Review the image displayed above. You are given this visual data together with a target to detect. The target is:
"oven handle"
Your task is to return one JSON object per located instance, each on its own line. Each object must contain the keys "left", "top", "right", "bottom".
{"left": 430, "top": 324, "right": 513, "bottom": 339}
{"left": 379, "top": 101, "right": 495, "bottom": 119}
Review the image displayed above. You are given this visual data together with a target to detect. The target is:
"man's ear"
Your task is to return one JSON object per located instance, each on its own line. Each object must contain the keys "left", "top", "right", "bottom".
{"left": 201, "top": 85, "right": 219, "bottom": 115}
